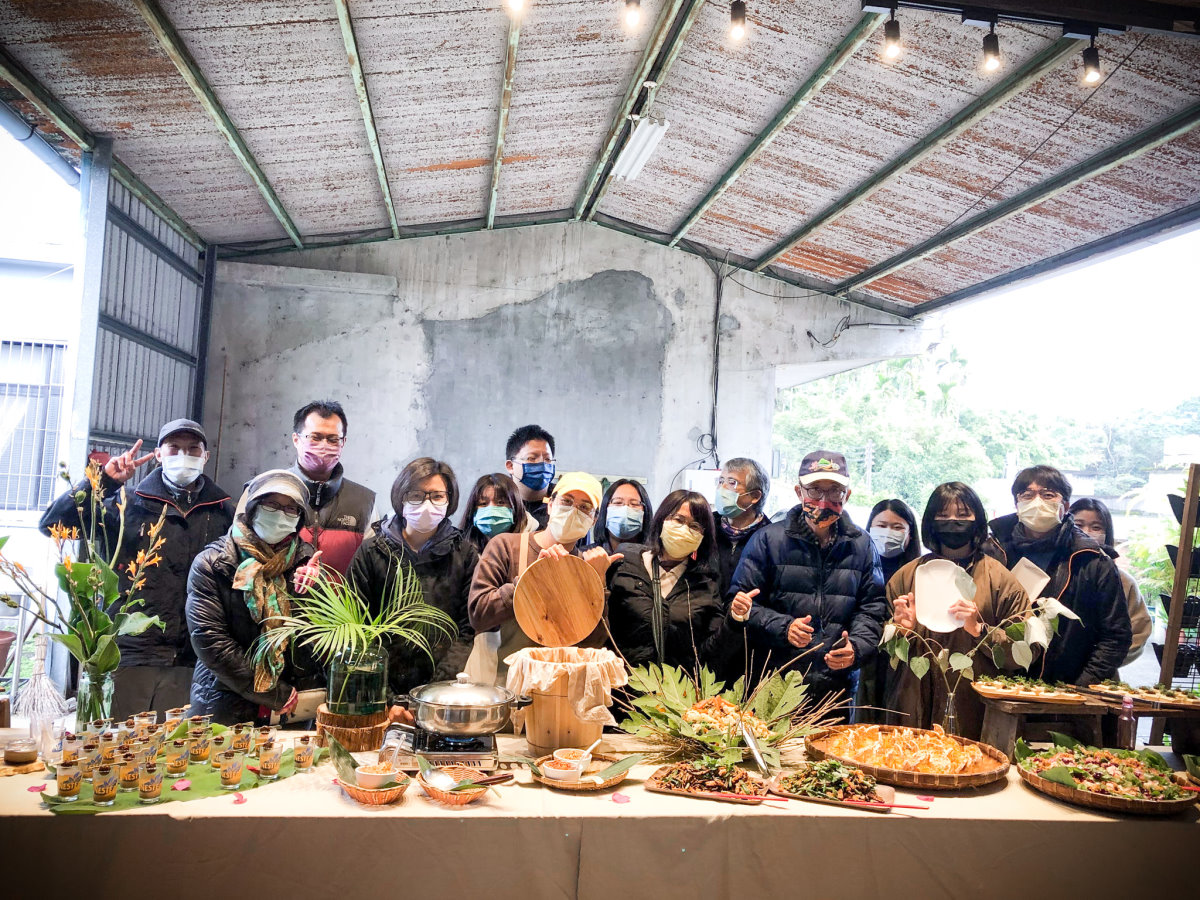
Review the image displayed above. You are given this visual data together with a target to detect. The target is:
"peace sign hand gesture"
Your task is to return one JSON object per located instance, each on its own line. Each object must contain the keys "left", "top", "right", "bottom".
{"left": 104, "top": 439, "right": 156, "bottom": 484}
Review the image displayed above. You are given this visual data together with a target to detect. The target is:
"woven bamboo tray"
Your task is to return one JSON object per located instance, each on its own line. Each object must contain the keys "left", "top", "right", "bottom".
{"left": 418, "top": 764, "right": 489, "bottom": 805}
{"left": 315, "top": 704, "right": 389, "bottom": 752}
{"left": 805, "top": 725, "right": 1009, "bottom": 790}
{"left": 337, "top": 777, "right": 410, "bottom": 806}
{"left": 1017, "top": 766, "right": 1199, "bottom": 816}
{"left": 644, "top": 765, "right": 766, "bottom": 805}
{"left": 531, "top": 753, "right": 630, "bottom": 792}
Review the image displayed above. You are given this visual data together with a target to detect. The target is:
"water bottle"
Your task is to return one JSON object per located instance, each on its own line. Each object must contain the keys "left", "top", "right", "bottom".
{"left": 1117, "top": 695, "right": 1136, "bottom": 750}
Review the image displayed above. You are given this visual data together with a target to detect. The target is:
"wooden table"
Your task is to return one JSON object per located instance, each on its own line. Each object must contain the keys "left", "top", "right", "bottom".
{"left": 979, "top": 695, "right": 1107, "bottom": 759}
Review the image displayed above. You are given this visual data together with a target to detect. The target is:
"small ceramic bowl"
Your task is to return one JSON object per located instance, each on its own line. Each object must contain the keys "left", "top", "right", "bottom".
{"left": 541, "top": 759, "right": 581, "bottom": 781}
{"left": 553, "top": 748, "right": 591, "bottom": 769}
{"left": 355, "top": 763, "right": 401, "bottom": 789}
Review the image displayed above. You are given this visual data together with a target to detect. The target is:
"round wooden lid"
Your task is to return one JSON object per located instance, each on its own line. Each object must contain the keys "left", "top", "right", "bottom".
{"left": 513, "top": 554, "right": 605, "bottom": 647}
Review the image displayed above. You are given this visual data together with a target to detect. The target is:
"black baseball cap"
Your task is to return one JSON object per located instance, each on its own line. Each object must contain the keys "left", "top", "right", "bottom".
{"left": 158, "top": 418, "right": 207, "bottom": 446}
{"left": 798, "top": 451, "right": 849, "bottom": 486}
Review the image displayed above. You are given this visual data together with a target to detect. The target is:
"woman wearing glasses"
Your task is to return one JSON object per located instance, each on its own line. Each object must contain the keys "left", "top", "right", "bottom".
{"left": 186, "top": 469, "right": 323, "bottom": 725}
{"left": 605, "top": 490, "right": 751, "bottom": 675}
{"left": 589, "top": 479, "right": 654, "bottom": 555}
{"left": 347, "top": 458, "right": 479, "bottom": 699}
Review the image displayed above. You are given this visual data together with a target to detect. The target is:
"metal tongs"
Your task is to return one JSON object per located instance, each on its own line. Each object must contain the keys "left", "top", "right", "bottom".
{"left": 740, "top": 720, "right": 772, "bottom": 778}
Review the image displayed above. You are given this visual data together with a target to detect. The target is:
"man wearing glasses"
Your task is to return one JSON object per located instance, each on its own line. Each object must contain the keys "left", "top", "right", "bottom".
{"left": 504, "top": 424, "right": 556, "bottom": 530}
{"left": 727, "top": 450, "right": 886, "bottom": 718}
{"left": 989, "top": 465, "right": 1130, "bottom": 685}
{"left": 712, "top": 457, "right": 771, "bottom": 594}
{"left": 287, "top": 400, "right": 378, "bottom": 575}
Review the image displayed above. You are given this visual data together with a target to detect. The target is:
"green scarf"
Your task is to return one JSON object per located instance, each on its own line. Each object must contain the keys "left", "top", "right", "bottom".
{"left": 232, "top": 520, "right": 298, "bottom": 692}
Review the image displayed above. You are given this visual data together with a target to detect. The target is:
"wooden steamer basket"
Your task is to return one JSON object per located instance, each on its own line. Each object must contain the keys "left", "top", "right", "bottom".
{"left": 511, "top": 555, "right": 610, "bottom": 757}
{"left": 805, "top": 725, "right": 1010, "bottom": 790}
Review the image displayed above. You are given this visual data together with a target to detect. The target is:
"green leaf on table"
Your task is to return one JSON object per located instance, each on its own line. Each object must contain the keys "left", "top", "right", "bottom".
{"left": 1137, "top": 749, "right": 1171, "bottom": 772}
{"left": 949, "top": 653, "right": 972, "bottom": 672}
{"left": 1048, "top": 731, "right": 1082, "bottom": 750}
{"left": 498, "top": 753, "right": 543, "bottom": 777}
{"left": 1013, "top": 739, "right": 1033, "bottom": 763}
{"left": 908, "top": 656, "right": 930, "bottom": 680}
{"left": 329, "top": 737, "right": 359, "bottom": 785}
{"left": 1011, "top": 640, "right": 1033, "bottom": 670}
{"left": 1183, "top": 755, "right": 1200, "bottom": 781}
{"left": 591, "top": 753, "right": 645, "bottom": 781}
{"left": 1038, "top": 766, "right": 1080, "bottom": 789}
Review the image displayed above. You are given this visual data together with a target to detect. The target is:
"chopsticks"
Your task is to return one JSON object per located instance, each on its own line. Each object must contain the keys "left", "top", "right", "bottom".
{"left": 713, "top": 792, "right": 788, "bottom": 802}
{"left": 841, "top": 799, "right": 932, "bottom": 810}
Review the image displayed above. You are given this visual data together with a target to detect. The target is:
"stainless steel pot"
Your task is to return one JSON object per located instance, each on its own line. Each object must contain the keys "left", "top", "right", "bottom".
{"left": 402, "top": 673, "right": 531, "bottom": 737}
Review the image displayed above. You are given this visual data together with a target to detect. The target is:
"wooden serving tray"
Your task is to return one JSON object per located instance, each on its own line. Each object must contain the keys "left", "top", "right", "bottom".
{"left": 644, "top": 765, "right": 766, "bottom": 805}
{"left": 1017, "top": 765, "right": 1199, "bottom": 817}
{"left": 973, "top": 683, "right": 1088, "bottom": 705}
{"left": 768, "top": 776, "right": 896, "bottom": 813}
{"left": 805, "top": 725, "right": 1009, "bottom": 790}
{"left": 1083, "top": 686, "right": 1200, "bottom": 711}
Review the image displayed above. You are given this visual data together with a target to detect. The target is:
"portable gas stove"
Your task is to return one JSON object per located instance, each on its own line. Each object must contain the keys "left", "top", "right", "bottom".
{"left": 381, "top": 725, "right": 498, "bottom": 773}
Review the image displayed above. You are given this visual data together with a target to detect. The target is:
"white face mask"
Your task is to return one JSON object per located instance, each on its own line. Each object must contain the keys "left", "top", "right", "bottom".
{"left": 548, "top": 504, "right": 592, "bottom": 544}
{"left": 252, "top": 507, "right": 300, "bottom": 545}
{"left": 161, "top": 453, "right": 205, "bottom": 487}
{"left": 402, "top": 499, "right": 448, "bottom": 534}
{"left": 870, "top": 525, "right": 909, "bottom": 559}
{"left": 1017, "top": 496, "right": 1063, "bottom": 534}
{"left": 660, "top": 521, "right": 703, "bottom": 559}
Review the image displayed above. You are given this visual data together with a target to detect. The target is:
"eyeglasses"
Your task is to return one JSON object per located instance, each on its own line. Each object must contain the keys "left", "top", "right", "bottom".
{"left": 555, "top": 495, "right": 595, "bottom": 517}
{"left": 1017, "top": 489, "right": 1061, "bottom": 503}
{"left": 666, "top": 515, "right": 704, "bottom": 536}
{"left": 802, "top": 486, "right": 847, "bottom": 501}
{"left": 260, "top": 500, "right": 303, "bottom": 517}
{"left": 403, "top": 490, "right": 450, "bottom": 505}
{"left": 511, "top": 455, "right": 554, "bottom": 465}
{"left": 609, "top": 499, "right": 644, "bottom": 510}
{"left": 300, "top": 432, "right": 345, "bottom": 447}
{"left": 716, "top": 476, "right": 745, "bottom": 490}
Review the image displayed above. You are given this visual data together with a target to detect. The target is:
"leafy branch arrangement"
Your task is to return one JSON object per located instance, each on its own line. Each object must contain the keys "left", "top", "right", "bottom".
{"left": 879, "top": 595, "right": 1081, "bottom": 702}
{"left": 0, "top": 462, "right": 165, "bottom": 720}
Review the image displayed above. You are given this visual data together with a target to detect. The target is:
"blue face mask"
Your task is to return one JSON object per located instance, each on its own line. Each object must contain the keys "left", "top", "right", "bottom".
{"left": 516, "top": 461, "right": 555, "bottom": 493}
{"left": 606, "top": 505, "right": 644, "bottom": 540}
{"left": 474, "top": 505, "right": 515, "bottom": 537}
{"left": 715, "top": 487, "right": 744, "bottom": 519}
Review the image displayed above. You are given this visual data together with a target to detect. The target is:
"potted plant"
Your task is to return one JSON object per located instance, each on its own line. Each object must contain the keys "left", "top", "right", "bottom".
{"left": 0, "top": 462, "right": 165, "bottom": 721}
{"left": 251, "top": 560, "right": 456, "bottom": 716}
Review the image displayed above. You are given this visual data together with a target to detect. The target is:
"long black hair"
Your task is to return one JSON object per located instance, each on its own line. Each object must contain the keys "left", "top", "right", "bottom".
{"left": 921, "top": 482, "right": 990, "bottom": 556}
{"left": 594, "top": 479, "right": 654, "bottom": 548}
{"left": 867, "top": 498, "right": 922, "bottom": 566}
{"left": 1069, "top": 497, "right": 1114, "bottom": 547}
{"left": 458, "top": 472, "right": 528, "bottom": 551}
{"left": 649, "top": 490, "right": 716, "bottom": 570}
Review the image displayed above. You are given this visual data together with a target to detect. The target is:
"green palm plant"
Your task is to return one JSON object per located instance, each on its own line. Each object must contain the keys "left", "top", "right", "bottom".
{"left": 251, "top": 561, "right": 455, "bottom": 715}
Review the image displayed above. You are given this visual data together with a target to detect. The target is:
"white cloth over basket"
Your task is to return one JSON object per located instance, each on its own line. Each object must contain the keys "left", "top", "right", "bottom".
{"left": 504, "top": 646, "right": 628, "bottom": 731}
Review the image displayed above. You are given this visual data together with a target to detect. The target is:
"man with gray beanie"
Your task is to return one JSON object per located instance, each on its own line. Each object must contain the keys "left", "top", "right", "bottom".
{"left": 186, "top": 469, "right": 323, "bottom": 725}
{"left": 39, "top": 418, "right": 234, "bottom": 718}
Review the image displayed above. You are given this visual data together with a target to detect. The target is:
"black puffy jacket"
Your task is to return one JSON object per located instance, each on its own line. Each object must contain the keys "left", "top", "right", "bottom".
{"left": 40, "top": 468, "right": 233, "bottom": 667}
{"left": 713, "top": 514, "right": 770, "bottom": 594}
{"left": 989, "top": 513, "right": 1131, "bottom": 686}
{"left": 346, "top": 517, "right": 478, "bottom": 696}
{"left": 605, "top": 544, "right": 745, "bottom": 677}
{"left": 728, "top": 508, "right": 886, "bottom": 701}
{"left": 185, "top": 534, "right": 318, "bottom": 725}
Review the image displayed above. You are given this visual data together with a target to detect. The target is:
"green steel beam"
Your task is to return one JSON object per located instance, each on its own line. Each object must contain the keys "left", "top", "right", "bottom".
{"left": 0, "top": 43, "right": 205, "bottom": 250}
{"left": 669, "top": 12, "right": 885, "bottom": 247}
{"left": 584, "top": 0, "right": 706, "bottom": 221}
{"left": 573, "top": 0, "right": 689, "bottom": 220}
{"left": 752, "top": 37, "right": 1085, "bottom": 272}
{"left": 487, "top": 17, "right": 522, "bottom": 229}
{"left": 131, "top": 0, "right": 303, "bottom": 248}
{"left": 834, "top": 100, "right": 1200, "bottom": 295}
{"left": 334, "top": 0, "right": 399, "bottom": 239}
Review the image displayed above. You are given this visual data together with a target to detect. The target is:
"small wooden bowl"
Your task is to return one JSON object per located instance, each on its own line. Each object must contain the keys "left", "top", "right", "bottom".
{"left": 338, "top": 777, "right": 409, "bottom": 806}
{"left": 418, "top": 764, "right": 489, "bottom": 805}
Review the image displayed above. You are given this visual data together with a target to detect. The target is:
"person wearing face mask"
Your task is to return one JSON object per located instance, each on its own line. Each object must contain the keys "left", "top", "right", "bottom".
{"left": 989, "top": 465, "right": 1131, "bottom": 686}
{"left": 713, "top": 458, "right": 772, "bottom": 594}
{"left": 589, "top": 479, "right": 654, "bottom": 555}
{"left": 1069, "top": 498, "right": 1151, "bottom": 666}
{"left": 468, "top": 472, "right": 619, "bottom": 685}
{"left": 459, "top": 473, "right": 528, "bottom": 553}
{"left": 605, "top": 490, "right": 750, "bottom": 676}
{"left": 186, "top": 470, "right": 322, "bottom": 725}
{"left": 884, "top": 483, "right": 1031, "bottom": 740}
{"left": 347, "top": 458, "right": 479, "bottom": 700}
{"left": 504, "top": 424, "right": 557, "bottom": 530}
{"left": 38, "top": 418, "right": 234, "bottom": 719}
{"left": 727, "top": 451, "right": 886, "bottom": 719}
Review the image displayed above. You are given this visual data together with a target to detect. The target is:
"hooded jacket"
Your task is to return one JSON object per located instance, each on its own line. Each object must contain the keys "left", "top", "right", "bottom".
{"left": 729, "top": 507, "right": 886, "bottom": 701}
{"left": 39, "top": 467, "right": 233, "bottom": 667}
{"left": 989, "top": 513, "right": 1131, "bottom": 686}
{"left": 346, "top": 516, "right": 479, "bottom": 696}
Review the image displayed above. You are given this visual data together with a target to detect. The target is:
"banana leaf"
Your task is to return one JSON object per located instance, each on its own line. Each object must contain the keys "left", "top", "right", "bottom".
{"left": 590, "top": 753, "right": 644, "bottom": 781}
{"left": 329, "top": 737, "right": 359, "bottom": 785}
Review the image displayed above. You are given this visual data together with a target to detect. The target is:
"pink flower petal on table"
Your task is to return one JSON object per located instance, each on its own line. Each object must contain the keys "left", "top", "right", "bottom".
{"left": 611, "top": 792, "right": 630, "bottom": 804}
{"left": 171, "top": 780, "right": 192, "bottom": 791}
{"left": 917, "top": 796, "right": 935, "bottom": 802}
{"left": 27, "top": 784, "right": 46, "bottom": 793}
{"left": 232, "top": 792, "right": 247, "bottom": 805}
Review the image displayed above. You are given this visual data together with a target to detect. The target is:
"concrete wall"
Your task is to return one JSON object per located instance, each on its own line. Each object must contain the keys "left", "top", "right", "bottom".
{"left": 203, "top": 222, "right": 936, "bottom": 510}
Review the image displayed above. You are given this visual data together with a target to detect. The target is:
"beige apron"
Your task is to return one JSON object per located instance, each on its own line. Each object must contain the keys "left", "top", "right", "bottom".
{"left": 463, "top": 534, "right": 539, "bottom": 686}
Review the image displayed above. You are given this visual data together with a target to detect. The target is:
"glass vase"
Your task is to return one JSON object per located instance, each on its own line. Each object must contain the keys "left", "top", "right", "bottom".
{"left": 327, "top": 646, "right": 387, "bottom": 716}
{"left": 76, "top": 668, "right": 114, "bottom": 725}
{"left": 940, "top": 689, "right": 960, "bottom": 737}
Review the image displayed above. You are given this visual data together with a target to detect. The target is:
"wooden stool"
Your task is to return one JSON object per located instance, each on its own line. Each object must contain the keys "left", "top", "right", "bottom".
{"left": 980, "top": 696, "right": 1106, "bottom": 759}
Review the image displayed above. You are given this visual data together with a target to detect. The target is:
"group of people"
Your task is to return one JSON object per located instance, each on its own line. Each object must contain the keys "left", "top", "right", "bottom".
{"left": 39, "top": 401, "right": 1147, "bottom": 738}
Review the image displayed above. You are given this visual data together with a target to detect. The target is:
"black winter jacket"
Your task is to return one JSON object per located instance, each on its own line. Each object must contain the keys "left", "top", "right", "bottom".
{"left": 728, "top": 508, "right": 886, "bottom": 700}
{"left": 346, "top": 517, "right": 478, "bottom": 696}
{"left": 713, "top": 514, "right": 770, "bottom": 595}
{"left": 989, "top": 513, "right": 1131, "bottom": 686}
{"left": 185, "top": 534, "right": 318, "bottom": 724}
{"left": 605, "top": 545, "right": 745, "bottom": 677}
{"left": 40, "top": 468, "right": 233, "bottom": 667}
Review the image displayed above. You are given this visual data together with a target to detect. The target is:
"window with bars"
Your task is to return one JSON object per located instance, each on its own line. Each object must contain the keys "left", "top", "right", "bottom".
{"left": 0, "top": 341, "right": 66, "bottom": 511}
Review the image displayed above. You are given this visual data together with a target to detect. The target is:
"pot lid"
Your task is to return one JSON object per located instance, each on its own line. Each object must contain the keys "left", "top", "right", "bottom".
{"left": 513, "top": 554, "right": 604, "bottom": 647}
{"left": 409, "top": 673, "right": 515, "bottom": 706}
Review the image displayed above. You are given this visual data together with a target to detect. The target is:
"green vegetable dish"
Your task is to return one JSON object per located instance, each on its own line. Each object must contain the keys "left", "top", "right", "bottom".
{"left": 778, "top": 761, "right": 881, "bottom": 803}
{"left": 1018, "top": 745, "right": 1185, "bottom": 801}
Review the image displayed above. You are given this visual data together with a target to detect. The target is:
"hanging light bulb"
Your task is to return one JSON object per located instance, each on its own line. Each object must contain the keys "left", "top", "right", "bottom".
{"left": 730, "top": 1, "right": 747, "bottom": 41}
{"left": 505, "top": 0, "right": 525, "bottom": 16}
{"left": 883, "top": 12, "right": 901, "bottom": 59}
{"left": 982, "top": 24, "right": 1000, "bottom": 72}
{"left": 624, "top": 0, "right": 641, "bottom": 29}
{"left": 1082, "top": 38, "right": 1101, "bottom": 83}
